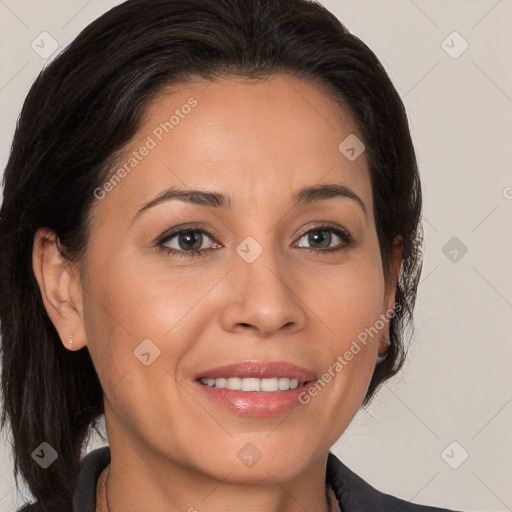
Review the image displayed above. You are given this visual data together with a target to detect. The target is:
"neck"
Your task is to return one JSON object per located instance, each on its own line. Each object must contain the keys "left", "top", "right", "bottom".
{"left": 98, "top": 444, "right": 332, "bottom": 512}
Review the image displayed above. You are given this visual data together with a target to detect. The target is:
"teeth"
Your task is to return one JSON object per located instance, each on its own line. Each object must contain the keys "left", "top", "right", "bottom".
{"left": 199, "top": 377, "right": 302, "bottom": 391}
{"left": 262, "top": 378, "right": 278, "bottom": 392}
{"left": 227, "top": 377, "right": 241, "bottom": 390}
{"left": 215, "top": 378, "right": 227, "bottom": 388}
{"left": 242, "top": 378, "right": 261, "bottom": 391}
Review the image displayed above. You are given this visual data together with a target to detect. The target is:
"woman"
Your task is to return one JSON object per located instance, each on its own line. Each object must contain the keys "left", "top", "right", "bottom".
{"left": 0, "top": 0, "right": 463, "bottom": 511}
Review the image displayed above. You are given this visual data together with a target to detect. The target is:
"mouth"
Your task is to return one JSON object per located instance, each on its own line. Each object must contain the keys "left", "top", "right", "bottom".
{"left": 194, "top": 360, "right": 318, "bottom": 416}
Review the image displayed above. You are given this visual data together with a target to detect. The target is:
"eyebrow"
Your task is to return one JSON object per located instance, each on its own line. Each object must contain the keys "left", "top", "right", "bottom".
{"left": 130, "top": 183, "right": 367, "bottom": 224}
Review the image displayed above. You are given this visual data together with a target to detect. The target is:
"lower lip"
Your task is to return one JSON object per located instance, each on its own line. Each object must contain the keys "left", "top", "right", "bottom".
{"left": 195, "top": 381, "right": 316, "bottom": 417}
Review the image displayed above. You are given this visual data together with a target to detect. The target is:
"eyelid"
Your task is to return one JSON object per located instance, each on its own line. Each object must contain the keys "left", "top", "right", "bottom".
{"left": 296, "top": 221, "right": 351, "bottom": 239}
{"left": 155, "top": 222, "right": 221, "bottom": 246}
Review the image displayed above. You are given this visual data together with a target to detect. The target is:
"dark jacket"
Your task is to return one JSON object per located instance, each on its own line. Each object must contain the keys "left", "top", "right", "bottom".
{"left": 17, "top": 446, "right": 462, "bottom": 512}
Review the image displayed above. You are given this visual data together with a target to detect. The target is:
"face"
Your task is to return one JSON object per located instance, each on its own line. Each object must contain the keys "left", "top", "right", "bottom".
{"left": 57, "top": 75, "right": 399, "bottom": 482}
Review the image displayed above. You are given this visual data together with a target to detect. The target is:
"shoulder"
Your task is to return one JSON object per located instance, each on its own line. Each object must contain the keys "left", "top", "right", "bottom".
{"left": 15, "top": 446, "right": 111, "bottom": 512}
{"left": 326, "top": 451, "right": 465, "bottom": 512}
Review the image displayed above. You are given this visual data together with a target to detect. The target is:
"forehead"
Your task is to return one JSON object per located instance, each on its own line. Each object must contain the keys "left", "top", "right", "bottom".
{"left": 95, "top": 74, "right": 372, "bottom": 220}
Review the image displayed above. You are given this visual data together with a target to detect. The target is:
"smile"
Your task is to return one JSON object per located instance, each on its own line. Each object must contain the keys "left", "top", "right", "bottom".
{"left": 194, "top": 361, "right": 318, "bottom": 416}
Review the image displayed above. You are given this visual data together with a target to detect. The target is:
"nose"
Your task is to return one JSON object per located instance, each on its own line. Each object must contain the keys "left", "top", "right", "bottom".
{"left": 220, "top": 246, "right": 307, "bottom": 338}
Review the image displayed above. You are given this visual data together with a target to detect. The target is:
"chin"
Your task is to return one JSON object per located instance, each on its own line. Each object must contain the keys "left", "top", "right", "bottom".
{"left": 191, "top": 439, "right": 322, "bottom": 484}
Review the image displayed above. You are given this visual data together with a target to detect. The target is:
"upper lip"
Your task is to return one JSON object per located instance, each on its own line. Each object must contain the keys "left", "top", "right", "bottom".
{"left": 194, "top": 360, "right": 317, "bottom": 381}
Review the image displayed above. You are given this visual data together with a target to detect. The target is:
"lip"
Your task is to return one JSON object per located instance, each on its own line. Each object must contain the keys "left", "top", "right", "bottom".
{"left": 193, "top": 360, "right": 317, "bottom": 381}
{"left": 193, "top": 360, "right": 318, "bottom": 417}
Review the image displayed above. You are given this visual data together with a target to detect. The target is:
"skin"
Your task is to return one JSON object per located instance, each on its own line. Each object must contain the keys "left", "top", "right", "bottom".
{"left": 32, "top": 74, "right": 402, "bottom": 512}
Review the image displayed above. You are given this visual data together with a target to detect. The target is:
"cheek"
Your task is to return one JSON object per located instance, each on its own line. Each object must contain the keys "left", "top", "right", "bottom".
{"left": 306, "top": 254, "right": 386, "bottom": 352}
{"left": 81, "top": 247, "right": 219, "bottom": 395}
{"left": 297, "top": 253, "right": 386, "bottom": 424}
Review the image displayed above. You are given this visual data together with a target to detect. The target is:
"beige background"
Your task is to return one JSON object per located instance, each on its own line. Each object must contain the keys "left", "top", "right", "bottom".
{"left": 1, "top": 1, "right": 511, "bottom": 511}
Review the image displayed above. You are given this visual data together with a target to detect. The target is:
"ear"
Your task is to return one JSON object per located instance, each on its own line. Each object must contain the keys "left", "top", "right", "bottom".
{"left": 378, "top": 235, "right": 403, "bottom": 358}
{"left": 32, "top": 227, "right": 87, "bottom": 351}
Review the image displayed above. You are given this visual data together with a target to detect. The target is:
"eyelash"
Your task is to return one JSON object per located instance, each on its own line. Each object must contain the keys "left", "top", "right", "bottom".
{"left": 155, "top": 222, "right": 353, "bottom": 259}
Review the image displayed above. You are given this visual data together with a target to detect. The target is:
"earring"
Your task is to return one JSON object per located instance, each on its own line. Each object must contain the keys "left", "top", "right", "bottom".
{"left": 69, "top": 319, "right": 81, "bottom": 350}
{"left": 376, "top": 353, "right": 387, "bottom": 364}
{"left": 376, "top": 335, "right": 391, "bottom": 364}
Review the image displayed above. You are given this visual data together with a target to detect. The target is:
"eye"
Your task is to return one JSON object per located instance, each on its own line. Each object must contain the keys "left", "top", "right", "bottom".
{"left": 155, "top": 222, "right": 353, "bottom": 259}
{"left": 294, "top": 223, "right": 353, "bottom": 253}
{"left": 156, "top": 225, "right": 221, "bottom": 259}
